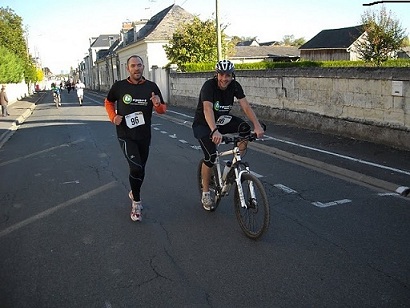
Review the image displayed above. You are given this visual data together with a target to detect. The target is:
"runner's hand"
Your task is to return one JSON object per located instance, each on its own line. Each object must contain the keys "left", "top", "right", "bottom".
{"left": 113, "top": 115, "right": 123, "bottom": 125}
{"left": 151, "top": 92, "right": 161, "bottom": 107}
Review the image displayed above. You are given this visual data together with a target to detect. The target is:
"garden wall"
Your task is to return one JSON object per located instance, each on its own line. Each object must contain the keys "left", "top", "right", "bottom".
{"left": 169, "top": 67, "right": 410, "bottom": 150}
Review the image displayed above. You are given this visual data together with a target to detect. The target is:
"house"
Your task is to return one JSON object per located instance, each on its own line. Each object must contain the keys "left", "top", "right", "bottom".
{"left": 299, "top": 25, "right": 365, "bottom": 61}
{"left": 397, "top": 47, "right": 410, "bottom": 59}
{"left": 236, "top": 39, "right": 260, "bottom": 47}
{"left": 230, "top": 46, "right": 300, "bottom": 63}
{"left": 85, "top": 34, "right": 120, "bottom": 89}
{"left": 94, "top": 38, "right": 122, "bottom": 90}
{"left": 259, "top": 41, "right": 280, "bottom": 46}
{"left": 91, "top": 4, "right": 195, "bottom": 94}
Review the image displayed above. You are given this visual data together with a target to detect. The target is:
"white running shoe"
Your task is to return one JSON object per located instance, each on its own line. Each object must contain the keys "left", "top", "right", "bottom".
{"left": 130, "top": 201, "right": 142, "bottom": 222}
{"left": 129, "top": 190, "right": 143, "bottom": 210}
{"left": 201, "top": 192, "right": 214, "bottom": 211}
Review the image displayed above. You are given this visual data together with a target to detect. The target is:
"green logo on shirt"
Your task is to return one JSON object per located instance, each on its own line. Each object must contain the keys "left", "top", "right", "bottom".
{"left": 214, "top": 101, "right": 220, "bottom": 111}
{"left": 123, "top": 94, "right": 132, "bottom": 104}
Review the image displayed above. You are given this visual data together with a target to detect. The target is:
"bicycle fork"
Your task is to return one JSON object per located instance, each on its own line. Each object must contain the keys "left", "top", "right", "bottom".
{"left": 234, "top": 167, "right": 257, "bottom": 209}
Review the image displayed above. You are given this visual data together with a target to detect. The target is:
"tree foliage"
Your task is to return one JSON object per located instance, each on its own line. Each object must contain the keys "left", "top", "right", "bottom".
{"left": 355, "top": 5, "right": 407, "bottom": 66}
{"left": 0, "top": 6, "right": 39, "bottom": 83}
{"left": 0, "top": 45, "right": 25, "bottom": 83}
{"left": 281, "top": 35, "right": 306, "bottom": 47}
{"left": 164, "top": 17, "right": 229, "bottom": 71}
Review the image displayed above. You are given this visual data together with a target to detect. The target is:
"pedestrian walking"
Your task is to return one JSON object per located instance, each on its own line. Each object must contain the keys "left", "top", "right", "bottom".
{"left": 1, "top": 85, "right": 10, "bottom": 117}
{"left": 104, "top": 55, "right": 167, "bottom": 221}
{"left": 75, "top": 80, "right": 85, "bottom": 105}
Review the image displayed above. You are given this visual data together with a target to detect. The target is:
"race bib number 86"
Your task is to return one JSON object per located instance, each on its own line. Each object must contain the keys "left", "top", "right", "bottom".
{"left": 216, "top": 115, "right": 232, "bottom": 126}
{"left": 125, "top": 111, "right": 145, "bottom": 129}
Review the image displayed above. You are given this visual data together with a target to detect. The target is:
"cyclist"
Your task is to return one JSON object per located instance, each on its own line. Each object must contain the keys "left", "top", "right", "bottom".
{"left": 51, "top": 82, "right": 61, "bottom": 106}
{"left": 192, "top": 59, "right": 264, "bottom": 211}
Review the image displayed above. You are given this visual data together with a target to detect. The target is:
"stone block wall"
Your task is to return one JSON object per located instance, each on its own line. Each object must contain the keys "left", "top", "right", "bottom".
{"left": 169, "top": 67, "right": 410, "bottom": 150}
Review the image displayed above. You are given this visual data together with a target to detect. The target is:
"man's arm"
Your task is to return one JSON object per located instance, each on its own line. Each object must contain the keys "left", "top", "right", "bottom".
{"left": 203, "top": 101, "right": 222, "bottom": 144}
{"left": 104, "top": 98, "right": 122, "bottom": 125}
{"left": 238, "top": 97, "right": 264, "bottom": 138}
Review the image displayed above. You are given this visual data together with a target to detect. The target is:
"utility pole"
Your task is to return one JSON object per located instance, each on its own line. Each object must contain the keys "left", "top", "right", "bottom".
{"left": 216, "top": 0, "right": 222, "bottom": 60}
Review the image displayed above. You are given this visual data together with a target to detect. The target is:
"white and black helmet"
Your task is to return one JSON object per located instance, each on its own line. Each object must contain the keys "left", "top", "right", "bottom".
{"left": 215, "top": 60, "right": 235, "bottom": 74}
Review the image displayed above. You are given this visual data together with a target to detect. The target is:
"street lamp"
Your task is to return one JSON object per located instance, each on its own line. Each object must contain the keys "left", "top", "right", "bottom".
{"left": 216, "top": 0, "right": 222, "bottom": 61}
{"left": 363, "top": 1, "right": 410, "bottom": 6}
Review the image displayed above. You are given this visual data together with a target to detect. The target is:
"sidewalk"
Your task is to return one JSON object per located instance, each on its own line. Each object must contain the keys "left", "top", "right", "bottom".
{"left": 0, "top": 91, "right": 44, "bottom": 149}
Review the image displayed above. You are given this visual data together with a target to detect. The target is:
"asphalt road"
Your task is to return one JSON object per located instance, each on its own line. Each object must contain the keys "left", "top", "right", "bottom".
{"left": 0, "top": 89, "right": 409, "bottom": 307}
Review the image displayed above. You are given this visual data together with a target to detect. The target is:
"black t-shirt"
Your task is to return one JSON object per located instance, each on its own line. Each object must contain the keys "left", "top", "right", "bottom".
{"left": 106, "top": 78, "right": 164, "bottom": 140}
{"left": 193, "top": 77, "right": 245, "bottom": 126}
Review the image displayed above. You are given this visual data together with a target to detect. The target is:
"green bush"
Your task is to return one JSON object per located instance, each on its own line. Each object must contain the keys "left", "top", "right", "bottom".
{"left": 181, "top": 59, "right": 410, "bottom": 72}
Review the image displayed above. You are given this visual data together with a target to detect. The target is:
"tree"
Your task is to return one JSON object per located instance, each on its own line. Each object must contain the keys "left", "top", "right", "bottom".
{"left": 0, "top": 7, "right": 27, "bottom": 59}
{"left": 164, "top": 17, "right": 229, "bottom": 70}
{"left": 0, "top": 46, "right": 25, "bottom": 83}
{"left": 0, "top": 7, "right": 39, "bottom": 84}
{"left": 402, "top": 36, "right": 410, "bottom": 47}
{"left": 355, "top": 5, "right": 407, "bottom": 66}
{"left": 281, "top": 35, "right": 306, "bottom": 47}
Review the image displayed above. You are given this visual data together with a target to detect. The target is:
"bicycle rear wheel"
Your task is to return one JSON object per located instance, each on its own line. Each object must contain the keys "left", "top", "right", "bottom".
{"left": 197, "top": 159, "right": 221, "bottom": 210}
{"left": 234, "top": 173, "right": 270, "bottom": 239}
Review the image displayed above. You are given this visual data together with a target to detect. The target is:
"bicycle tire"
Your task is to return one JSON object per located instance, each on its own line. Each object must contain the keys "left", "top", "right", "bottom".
{"left": 234, "top": 172, "right": 270, "bottom": 239}
{"left": 54, "top": 95, "right": 59, "bottom": 108}
{"left": 197, "top": 159, "right": 221, "bottom": 211}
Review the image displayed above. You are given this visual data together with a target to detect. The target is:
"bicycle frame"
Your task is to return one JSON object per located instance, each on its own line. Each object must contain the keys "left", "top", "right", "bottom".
{"left": 214, "top": 141, "right": 256, "bottom": 209}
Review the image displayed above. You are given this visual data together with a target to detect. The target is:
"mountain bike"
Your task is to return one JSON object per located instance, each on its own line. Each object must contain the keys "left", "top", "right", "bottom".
{"left": 53, "top": 91, "right": 61, "bottom": 108}
{"left": 197, "top": 130, "right": 270, "bottom": 240}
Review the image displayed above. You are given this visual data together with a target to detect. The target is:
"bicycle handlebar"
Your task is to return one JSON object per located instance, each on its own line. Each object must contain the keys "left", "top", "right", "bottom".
{"left": 221, "top": 123, "right": 266, "bottom": 145}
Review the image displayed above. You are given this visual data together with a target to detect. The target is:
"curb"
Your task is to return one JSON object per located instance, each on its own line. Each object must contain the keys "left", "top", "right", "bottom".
{"left": 0, "top": 102, "right": 36, "bottom": 149}
{"left": 250, "top": 141, "right": 410, "bottom": 198}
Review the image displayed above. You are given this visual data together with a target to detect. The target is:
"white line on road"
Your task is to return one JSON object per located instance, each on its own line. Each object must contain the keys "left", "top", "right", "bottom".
{"left": 267, "top": 136, "right": 410, "bottom": 176}
{"left": 0, "top": 139, "right": 85, "bottom": 167}
{"left": 312, "top": 199, "right": 352, "bottom": 208}
{"left": 378, "top": 192, "right": 400, "bottom": 196}
{"left": 167, "top": 110, "right": 194, "bottom": 119}
{"left": 0, "top": 181, "right": 117, "bottom": 238}
{"left": 274, "top": 184, "right": 298, "bottom": 194}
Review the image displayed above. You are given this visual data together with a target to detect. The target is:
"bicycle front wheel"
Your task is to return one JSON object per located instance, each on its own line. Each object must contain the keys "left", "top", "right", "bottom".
{"left": 234, "top": 173, "right": 270, "bottom": 239}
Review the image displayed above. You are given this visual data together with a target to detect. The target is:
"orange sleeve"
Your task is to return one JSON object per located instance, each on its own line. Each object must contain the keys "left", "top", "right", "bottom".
{"left": 104, "top": 98, "right": 116, "bottom": 122}
{"left": 154, "top": 103, "right": 167, "bottom": 114}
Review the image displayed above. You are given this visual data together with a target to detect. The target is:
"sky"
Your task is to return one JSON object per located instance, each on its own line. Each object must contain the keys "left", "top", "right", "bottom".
{"left": 2, "top": 0, "right": 410, "bottom": 74}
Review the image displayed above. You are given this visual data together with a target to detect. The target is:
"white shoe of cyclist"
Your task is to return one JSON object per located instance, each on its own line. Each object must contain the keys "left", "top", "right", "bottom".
{"left": 201, "top": 192, "right": 215, "bottom": 211}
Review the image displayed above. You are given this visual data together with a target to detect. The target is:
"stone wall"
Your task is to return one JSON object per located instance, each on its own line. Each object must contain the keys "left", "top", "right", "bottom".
{"left": 169, "top": 67, "right": 410, "bottom": 150}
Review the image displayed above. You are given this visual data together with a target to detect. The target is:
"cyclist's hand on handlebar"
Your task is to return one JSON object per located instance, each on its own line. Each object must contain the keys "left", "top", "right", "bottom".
{"left": 212, "top": 130, "right": 223, "bottom": 145}
{"left": 254, "top": 124, "right": 265, "bottom": 139}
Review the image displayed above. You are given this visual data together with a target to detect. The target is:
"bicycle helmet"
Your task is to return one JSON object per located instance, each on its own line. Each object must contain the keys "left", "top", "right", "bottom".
{"left": 215, "top": 60, "right": 235, "bottom": 74}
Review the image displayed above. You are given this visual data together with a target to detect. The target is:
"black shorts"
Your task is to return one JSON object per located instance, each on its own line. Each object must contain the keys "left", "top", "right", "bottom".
{"left": 193, "top": 115, "right": 251, "bottom": 167}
